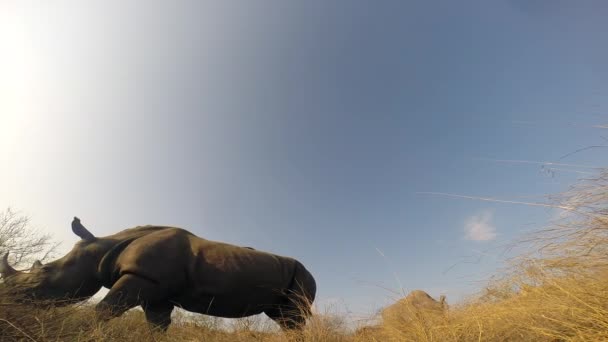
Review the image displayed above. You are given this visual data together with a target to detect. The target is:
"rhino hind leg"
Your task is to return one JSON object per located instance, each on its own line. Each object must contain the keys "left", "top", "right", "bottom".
{"left": 264, "top": 293, "right": 309, "bottom": 332}
{"left": 265, "top": 261, "right": 316, "bottom": 331}
{"left": 143, "top": 302, "right": 174, "bottom": 331}
{"left": 264, "top": 306, "right": 307, "bottom": 331}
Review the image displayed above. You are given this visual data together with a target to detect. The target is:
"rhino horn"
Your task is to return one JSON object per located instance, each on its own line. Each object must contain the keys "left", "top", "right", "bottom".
{"left": 0, "top": 252, "right": 18, "bottom": 277}
{"left": 31, "top": 260, "right": 43, "bottom": 271}
{"left": 71, "top": 217, "right": 96, "bottom": 241}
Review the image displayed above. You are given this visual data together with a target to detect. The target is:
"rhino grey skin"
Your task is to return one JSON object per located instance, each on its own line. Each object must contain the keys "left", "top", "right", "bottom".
{"left": 381, "top": 290, "right": 446, "bottom": 322}
{"left": 0, "top": 217, "right": 316, "bottom": 331}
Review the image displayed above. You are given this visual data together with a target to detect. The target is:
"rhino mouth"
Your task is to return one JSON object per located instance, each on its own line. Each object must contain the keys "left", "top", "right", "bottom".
{"left": 1, "top": 271, "right": 87, "bottom": 306}
{"left": 6, "top": 285, "right": 87, "bottom": 306}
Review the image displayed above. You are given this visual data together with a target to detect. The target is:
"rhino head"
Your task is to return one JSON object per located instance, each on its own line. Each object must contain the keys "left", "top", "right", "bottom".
{"left": 0, "top": 217, "right": 103, "bottom": 304}
{"left": 381, "top": 290, "right": 447, "bottom": 323}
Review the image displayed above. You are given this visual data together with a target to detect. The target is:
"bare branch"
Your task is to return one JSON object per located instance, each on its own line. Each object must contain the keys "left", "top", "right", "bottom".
{"left": 0, "top": 208, "right": 57, "bottom": 270}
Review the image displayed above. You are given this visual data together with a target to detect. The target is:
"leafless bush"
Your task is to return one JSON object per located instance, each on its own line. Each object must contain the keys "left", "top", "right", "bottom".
{"left": 0, "top": 208, "right": 57, "bottom": 270}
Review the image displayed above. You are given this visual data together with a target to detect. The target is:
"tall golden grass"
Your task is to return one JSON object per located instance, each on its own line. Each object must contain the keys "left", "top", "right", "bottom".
{"left": 3, "top": 170, "right": 608, "bottom": 341}
{"left": 365, "top": 170, "right": 608, "bottom": 341}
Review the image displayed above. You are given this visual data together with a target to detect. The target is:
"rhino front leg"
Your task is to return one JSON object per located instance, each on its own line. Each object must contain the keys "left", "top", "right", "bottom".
{"left": 95, "top": 274, "right": 168, "bottom": 326}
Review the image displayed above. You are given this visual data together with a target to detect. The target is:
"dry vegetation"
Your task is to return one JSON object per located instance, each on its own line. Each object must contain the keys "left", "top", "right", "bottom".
{"left": 0, "top": 298, "right": 355, "bottom": 342}
{"left": 0, "top": 209, "right": 58, "bottom": 268}
{"left": 3, "top": 169, "right": 608, "bottom": 341}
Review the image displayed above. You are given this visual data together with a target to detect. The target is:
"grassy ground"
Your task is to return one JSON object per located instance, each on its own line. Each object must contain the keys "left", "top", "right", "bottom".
{"left": 3, "top": 171, "right": 608, "bottom": 341}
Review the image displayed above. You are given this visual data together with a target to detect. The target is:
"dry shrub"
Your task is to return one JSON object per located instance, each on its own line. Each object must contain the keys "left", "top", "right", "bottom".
{"left": 0, "top": 208, "right": 57, "bottom": 268}
{"left": 296, "top": 306, "right": 351, "bottom": 342}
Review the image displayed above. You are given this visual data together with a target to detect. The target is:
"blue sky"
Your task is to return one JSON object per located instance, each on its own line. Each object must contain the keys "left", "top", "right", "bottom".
{"left": 1, "top": 1, "right": 608, "bottom": 321}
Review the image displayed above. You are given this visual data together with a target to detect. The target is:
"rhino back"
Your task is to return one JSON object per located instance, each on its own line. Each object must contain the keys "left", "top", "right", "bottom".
{"left": 112, "top": 228, "right": 297, "bottom": 295}
{"left": 187, "top": 237, "right": 297, "bottom": 295}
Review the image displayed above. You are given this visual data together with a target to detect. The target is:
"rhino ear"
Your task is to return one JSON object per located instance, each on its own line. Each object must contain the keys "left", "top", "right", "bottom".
{"left": 71, "top": 217, "right": 96, "bottom": 241}
{"left": 31, "top": 260, "right": 43, "bottom": 271}
{"left": 0, "top": 252, "right": 18, "bottom": 277}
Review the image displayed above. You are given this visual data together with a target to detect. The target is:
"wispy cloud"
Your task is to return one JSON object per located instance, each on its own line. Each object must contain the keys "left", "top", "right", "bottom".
{"left": 464, "top": 210, "right": 497, "bottom": 241}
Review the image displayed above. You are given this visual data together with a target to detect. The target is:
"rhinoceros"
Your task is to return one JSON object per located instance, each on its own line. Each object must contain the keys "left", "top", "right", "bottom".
{"left": 0, "top": 217, "right": 316, "bottom": 331}
{"left": 381, "top": 290, "right": 447, "bottom": 322}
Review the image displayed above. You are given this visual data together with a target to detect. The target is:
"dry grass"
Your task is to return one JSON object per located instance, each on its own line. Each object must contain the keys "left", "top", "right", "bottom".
{"left": 357, "top": 169, "right": 608, "bottom": 341}
{"left": 4, "top": 170, "right": 608, "bottom": 341}
{"left": 0, "top": 292, "right": 353, "bottom": 341}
